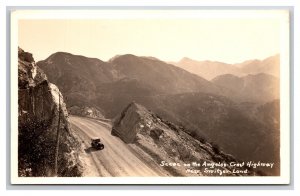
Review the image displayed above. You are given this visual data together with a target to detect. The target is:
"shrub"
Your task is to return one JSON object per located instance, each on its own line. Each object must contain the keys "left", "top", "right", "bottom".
{"left": 211, "top": 143, "right": 221, "bottom": 154}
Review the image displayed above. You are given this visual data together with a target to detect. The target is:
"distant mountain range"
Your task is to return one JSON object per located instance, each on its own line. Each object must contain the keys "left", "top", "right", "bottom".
{"left": 37, "top": 53, "right": 227, "bottom": 104}
{"left": 172, "top": 54, "right": 279, "bottom": 80}
{"left": 37, "top": 52, "right": 280, "bottom": 175}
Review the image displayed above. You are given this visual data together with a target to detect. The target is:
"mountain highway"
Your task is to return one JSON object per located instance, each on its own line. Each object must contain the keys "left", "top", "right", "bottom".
{"left": 69, "top": 116, "right": 167, "bottom": 177}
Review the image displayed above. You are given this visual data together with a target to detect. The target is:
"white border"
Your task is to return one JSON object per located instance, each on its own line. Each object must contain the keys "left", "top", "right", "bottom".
{"left": 10, "top": 9, "right": 290, "bottom": 185}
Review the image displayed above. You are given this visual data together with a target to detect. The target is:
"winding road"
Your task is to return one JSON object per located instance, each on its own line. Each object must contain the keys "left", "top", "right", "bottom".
{"left": 69, "top": 116, "right": 166, "bottom": 177}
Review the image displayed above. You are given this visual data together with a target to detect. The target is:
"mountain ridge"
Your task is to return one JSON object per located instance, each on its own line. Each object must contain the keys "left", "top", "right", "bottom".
{"left": 173, "top": 54, "right": 279, "bottom": 80}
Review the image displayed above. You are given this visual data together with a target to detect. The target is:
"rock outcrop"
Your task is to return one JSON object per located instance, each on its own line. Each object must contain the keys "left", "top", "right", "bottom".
{"left": 18, "top": 48, "right": 83, "bottom": 177}
{"left": 112, "top": 102, "right": 152, "bottom": 143}
{"left": 68, "top": 105, "right": 104, "bottom": 119}
{"left": 112, "top": 102, "right": 258, "bottom": 176}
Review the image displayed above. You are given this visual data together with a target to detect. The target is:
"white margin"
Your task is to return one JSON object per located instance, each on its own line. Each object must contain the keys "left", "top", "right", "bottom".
{"left": 10, "top": 8, "right": 291, "bottom": 185}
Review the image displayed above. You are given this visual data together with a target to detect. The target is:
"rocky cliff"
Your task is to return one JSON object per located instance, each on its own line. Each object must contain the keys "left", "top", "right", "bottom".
{"left": 112, "top": 102, "right": 259, "bottom": 176}
{"left": 18, "top": 48, "right": 83, "bottom": 177}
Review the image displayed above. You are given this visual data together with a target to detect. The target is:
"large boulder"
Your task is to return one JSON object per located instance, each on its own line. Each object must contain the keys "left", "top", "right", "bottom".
{"left": 112, "top": 102, "right": 153, "bottom": 143}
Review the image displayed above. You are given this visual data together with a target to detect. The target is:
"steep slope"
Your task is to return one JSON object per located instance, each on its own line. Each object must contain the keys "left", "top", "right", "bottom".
{"left": 212, "top": 73, "right": 279, "bottom": 103}
{"left": 94, "top": 78, "right": 160, "bottom": 117}
{"left": 137, "top": 92, "right": 279, "bottom": 175}
{"left": 18, "top": 48, "right": 83, "bottom": 177}
{"left": 112, "top": 102, "right": 258, "bottom": 176}
{"left": 37, "top": 52, "right": 117, "bottom": 106}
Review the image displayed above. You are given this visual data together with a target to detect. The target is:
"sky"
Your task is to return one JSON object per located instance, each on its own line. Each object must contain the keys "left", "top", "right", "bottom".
{"left": 18, "top": 13, "right": 284, "bottom": 64}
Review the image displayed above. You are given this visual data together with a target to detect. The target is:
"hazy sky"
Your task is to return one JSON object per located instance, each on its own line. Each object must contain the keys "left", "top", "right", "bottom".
{"left": 18, "top": 17, "right": 282, "bottom": 64}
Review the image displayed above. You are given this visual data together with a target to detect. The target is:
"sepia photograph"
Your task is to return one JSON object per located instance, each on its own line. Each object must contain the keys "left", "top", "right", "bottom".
{"left": 10, "top": 9, "right": 290, "bottom": 184}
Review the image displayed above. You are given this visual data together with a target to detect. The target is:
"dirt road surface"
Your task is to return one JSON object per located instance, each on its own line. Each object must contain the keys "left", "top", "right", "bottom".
{"left": 69, "top": 116, "right": 167, "bottom": 177}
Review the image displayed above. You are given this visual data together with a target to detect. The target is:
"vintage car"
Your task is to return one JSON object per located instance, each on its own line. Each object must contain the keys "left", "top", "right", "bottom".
{"left": 91, "top": 138, "right": 104, "bottom": 150}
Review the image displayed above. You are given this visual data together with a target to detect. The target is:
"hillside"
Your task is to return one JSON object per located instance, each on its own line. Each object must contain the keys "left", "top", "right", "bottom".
{"left": 37, "top": 52, "right": 116, "bottom": 106}
{"left": 112, "top": 102, "right": 259, "bottom": 176}
{"left": 145, "top": 93, "right": 280, "bottom": 175}
{"left": 97, "top": 91, "right": 280, "bottom": 175}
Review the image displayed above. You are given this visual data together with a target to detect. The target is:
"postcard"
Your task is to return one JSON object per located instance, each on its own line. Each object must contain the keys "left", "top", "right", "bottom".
{"left": 10, "top": 9, "right": 290, "bottom": 184}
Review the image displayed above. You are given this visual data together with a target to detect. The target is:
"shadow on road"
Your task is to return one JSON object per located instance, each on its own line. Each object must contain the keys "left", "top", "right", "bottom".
{"left": 84, "top": 147, "right": 101, "bottom": 154}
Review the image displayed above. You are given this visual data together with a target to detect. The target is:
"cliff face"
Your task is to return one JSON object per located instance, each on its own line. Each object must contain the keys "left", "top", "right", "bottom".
{"left": 18, "top": 48, "right": 83, "bottom": 177}
{"left": 112, "top": 103, "right": 149, "bottom": 143}
{"left": 112, "top": 102, "right": 258, "bottom": 176}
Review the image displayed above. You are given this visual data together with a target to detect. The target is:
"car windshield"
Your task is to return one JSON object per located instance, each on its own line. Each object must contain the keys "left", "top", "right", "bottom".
{"left": 93, "top": 139, "right": 100, "bottom": 142}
